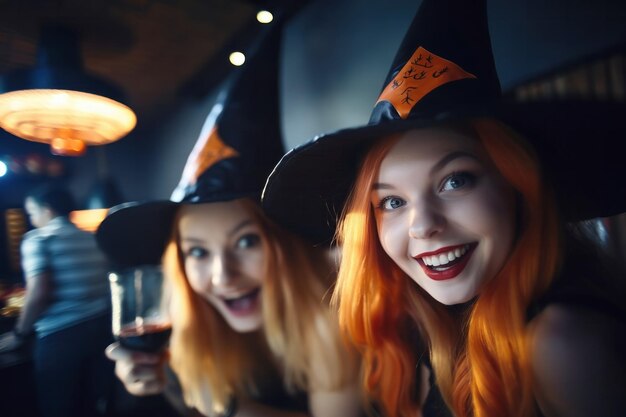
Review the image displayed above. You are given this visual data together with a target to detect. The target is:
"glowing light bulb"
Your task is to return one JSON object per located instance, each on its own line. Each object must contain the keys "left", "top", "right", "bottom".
{"left": 229, "top": 52, "right": 246, "bottom": 66}
{"left": 256, "top": 10, "right": 273, "bottom": 24}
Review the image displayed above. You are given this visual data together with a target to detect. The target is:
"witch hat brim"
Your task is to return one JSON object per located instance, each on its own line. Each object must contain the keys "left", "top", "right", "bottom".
{"left": 262, "top": 99, "right": 626, "bottom": 244}
{"left": 96, "top": 201, "right": 179, "bottom": 267}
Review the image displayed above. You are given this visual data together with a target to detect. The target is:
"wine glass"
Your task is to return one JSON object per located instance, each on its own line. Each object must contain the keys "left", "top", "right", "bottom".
{"left": 109, "top": 265, "right": 172, "bottom": 352}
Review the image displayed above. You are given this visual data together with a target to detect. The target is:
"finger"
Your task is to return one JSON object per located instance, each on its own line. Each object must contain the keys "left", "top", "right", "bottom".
{"left": 114, "top": 358, "right": 159, "bottom": 381}
{"left": 120, "top": 362, "right": 166, "bottom": 397}
{"left": 105, "top": 342, "right": 126, "bottom": 361}
{"left": 114, "top": 359, "right": 165, "bottom": 389}
{"left": 106, "top": 342, "right": 162, "bottom": 365}
{"left": 129, "top": 364, "right": 163, "bottom": 380}
{"left": 125, "top": 376, "right": 165, "bottom": 396}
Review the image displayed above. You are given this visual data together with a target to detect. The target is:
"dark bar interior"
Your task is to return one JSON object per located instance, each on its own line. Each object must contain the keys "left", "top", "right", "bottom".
{"left": 1, "top": 0, "right": 625, "bottom": 416}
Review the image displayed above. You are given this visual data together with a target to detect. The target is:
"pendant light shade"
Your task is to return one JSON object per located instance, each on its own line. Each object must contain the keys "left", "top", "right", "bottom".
{"left": 0, "top": 24, "right": 136, "bottom": 156}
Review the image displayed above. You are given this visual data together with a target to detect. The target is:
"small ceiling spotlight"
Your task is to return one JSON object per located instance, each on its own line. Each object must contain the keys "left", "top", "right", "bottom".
{"left": 229, "top": 52, "right": 246, "bottom": 66}
{"left": 256, "top": 10, "right": 273, "bottom": 24}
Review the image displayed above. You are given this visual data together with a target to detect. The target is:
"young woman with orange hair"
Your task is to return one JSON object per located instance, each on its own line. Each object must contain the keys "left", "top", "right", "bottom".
{"left": 170, "top": 198, "right": 360, "bottom": 416}
{"left": 97, "top": 21, "right": 363, "bottom": 417}
{"left": 334, "top": 119, "right": 625, "bottom": 417}
{"left": 103, "top": 197, "right": 361, "bottom": 417}
{"left": 261, "top": 1, "right": 626, "bottom": 416}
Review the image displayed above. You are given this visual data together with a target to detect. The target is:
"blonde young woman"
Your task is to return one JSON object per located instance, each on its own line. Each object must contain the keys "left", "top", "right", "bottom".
{"left": 97, "top": 23, "right": 363, "bottom": 417}
{"left": 261, "top": 1, "right": 626, "bottom": 416}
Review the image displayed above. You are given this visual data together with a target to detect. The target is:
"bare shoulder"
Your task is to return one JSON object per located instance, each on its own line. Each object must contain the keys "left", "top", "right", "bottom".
{"left": 529, "top": 303, "right": 626, "bottom": 417}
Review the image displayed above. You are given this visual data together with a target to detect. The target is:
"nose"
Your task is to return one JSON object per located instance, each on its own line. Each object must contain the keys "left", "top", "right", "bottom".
{"left": 210, "top": 253, "right": 237, "bottom": 289}
{"left": 408, "top": 199, "right": 445, "bottom": 239}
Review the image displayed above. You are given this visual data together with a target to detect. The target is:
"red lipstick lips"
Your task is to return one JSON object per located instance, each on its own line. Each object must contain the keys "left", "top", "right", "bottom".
{"left": 414, "top": 243, "right": 477, "bottom": 281}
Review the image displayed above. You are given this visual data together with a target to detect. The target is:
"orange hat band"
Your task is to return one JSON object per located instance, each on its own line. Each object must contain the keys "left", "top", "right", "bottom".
{"left": 376, "top": 46, "right": 476, "bottom": 119}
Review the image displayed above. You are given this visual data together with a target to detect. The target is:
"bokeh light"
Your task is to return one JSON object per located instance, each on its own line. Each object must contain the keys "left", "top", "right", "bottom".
{"left": 256, "top": 11, "right": 273, "bottom": 24}
{"left": 229, "top": 52, "right": 246, "bottom": 66}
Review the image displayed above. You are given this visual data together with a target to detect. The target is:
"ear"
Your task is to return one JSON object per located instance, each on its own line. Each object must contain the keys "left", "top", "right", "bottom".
{"left": 42, "top": 206, "right": 56, "bottom": 221}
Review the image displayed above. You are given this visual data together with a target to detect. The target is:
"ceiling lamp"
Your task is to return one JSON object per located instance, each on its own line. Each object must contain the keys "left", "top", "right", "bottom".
{"left": 0, "top": 24, "right": 136, "bottom": 156}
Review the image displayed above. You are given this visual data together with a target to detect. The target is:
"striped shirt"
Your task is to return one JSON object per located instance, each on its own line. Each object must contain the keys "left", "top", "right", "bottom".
{"left": 21, "top": 216, "right": 111, "bottom": 338}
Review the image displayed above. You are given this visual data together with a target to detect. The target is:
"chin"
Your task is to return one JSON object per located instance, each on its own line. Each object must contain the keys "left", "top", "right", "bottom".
{"left": 227, "top": 317, "right": 263, "bottom": 333}
{"left": 428, "top": 289, "right": 477, "bottom": 306}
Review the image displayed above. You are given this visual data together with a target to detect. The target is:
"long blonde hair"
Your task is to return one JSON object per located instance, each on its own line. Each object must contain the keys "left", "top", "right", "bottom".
{"left": 333, "top": 118, "right": 562, "bottom": 417}
{"left": 165, "top": 198, "right": 356, "bottom": 415}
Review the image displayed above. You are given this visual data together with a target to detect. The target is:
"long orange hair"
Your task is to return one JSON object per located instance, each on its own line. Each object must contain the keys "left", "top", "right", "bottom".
{"left": 165, "top": 198, "right": 357, "bottom": 415}
{"left": 333, "top": 118, "right": 562, "bottom": 417}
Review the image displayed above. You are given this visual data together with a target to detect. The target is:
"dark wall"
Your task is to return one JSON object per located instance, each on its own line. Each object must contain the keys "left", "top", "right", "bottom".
{"left": 3, "top": 0, "right": 626, "bottom": 204}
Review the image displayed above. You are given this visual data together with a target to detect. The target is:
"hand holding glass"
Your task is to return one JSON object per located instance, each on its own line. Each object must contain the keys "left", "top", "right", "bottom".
{"left": 109, "top": 265, "right": 172, "bottom": 352}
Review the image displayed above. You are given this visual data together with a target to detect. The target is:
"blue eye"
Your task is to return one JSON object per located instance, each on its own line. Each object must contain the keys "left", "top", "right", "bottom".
{"left": 236, "top": 233, "right": 261, "bottom": 249}
{"left": 378, "top": 196, "right": 406, "bottom": 210}
{"left": 187, "top": 247, "right": 208, "bottom": 259}
{"left": 440, "top": 172, "right": 475, "bottom": 192}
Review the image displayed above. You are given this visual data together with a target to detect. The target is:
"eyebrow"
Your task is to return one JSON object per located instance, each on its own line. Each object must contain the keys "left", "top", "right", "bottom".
{"left": 229, "top": 219, "right": 254, "bottom": 237}
{"left": 371, "top": 151, "right": 479, "bottom": 191}
{"left": 181, "top": 219, "right": 254, "bottom": 244}
{"left": 431, "top": 151, "right": 479, "bottom": 174}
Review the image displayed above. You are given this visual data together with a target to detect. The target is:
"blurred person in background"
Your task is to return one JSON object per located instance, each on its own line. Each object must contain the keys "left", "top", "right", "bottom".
{"left": 0, "top": 182, "right": 114, "bottom": 417}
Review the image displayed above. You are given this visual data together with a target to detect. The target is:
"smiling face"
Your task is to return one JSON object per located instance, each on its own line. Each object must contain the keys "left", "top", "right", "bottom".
{"left": 371, "top": 127, "right": 517, "bottom": 305}
{"left": 178, "top": 200, "right": 266, "bottom": 332}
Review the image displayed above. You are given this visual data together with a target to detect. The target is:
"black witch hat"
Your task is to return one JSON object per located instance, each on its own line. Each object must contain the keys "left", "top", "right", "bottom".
{"left": 262, "top": 0, "right": 626, "bottom": 244}
{"left": 97, "top": 22, "right": 285, "bottom": 267}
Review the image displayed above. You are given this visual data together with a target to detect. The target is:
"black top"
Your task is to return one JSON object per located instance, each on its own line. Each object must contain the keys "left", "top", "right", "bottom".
{"left": 420, "top": 355, "right": 454, "bottom": 417}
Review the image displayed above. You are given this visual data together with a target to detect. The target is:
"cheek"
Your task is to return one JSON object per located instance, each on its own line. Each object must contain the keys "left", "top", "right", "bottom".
{"left": 481, "top": 185, "right": 516, "bottom": 239}
{"left": 377, "top": 215, "right": 407, "bottom": 260}
{"left": 453, "top": 183, "right": 515, "bottom": 236}
{"left": 184, "top": 260, "right": 209, "bottom": 295}
{"left": 240, "top": 250, "right": 266, "bottom": 282}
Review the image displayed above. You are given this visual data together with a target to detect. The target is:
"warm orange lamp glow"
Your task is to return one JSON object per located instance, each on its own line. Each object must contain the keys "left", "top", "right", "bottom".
{"left": 69, "top": 208, "right": 109, "bottom": 233}
{"left": 0, "top": 89, "right": 137, "bottom": 156}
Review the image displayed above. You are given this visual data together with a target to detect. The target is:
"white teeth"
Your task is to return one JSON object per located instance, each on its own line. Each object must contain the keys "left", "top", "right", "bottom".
{"left": 421, "top": 245, "right": 470, "bottom": 267}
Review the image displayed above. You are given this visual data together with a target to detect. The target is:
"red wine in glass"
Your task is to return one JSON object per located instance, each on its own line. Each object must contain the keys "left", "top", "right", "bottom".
{"left": 118, "top": 321, "right": 172, "bottom": 352}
